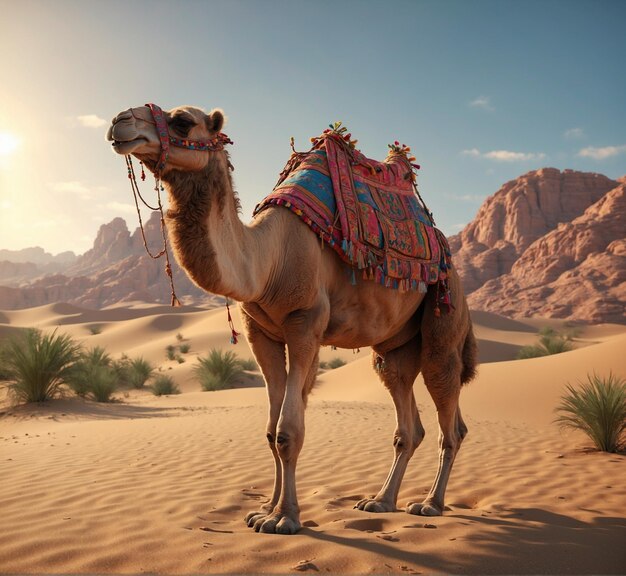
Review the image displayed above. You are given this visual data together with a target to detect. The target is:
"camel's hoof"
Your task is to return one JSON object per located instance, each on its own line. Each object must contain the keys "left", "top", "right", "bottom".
{"left": 354, "top": 498, "right": 396, "bottom": 513}
{"left": 245, "top": 511, "right": 266, "bottom": 527}
{"left": 245, "top": 506, "right": 274, "bottom": 527}
{"left": 254, "top": 513, "right": 301, "bottom": 535}
{"left": 406, "top": 501, "right": 443, "bottom": 516}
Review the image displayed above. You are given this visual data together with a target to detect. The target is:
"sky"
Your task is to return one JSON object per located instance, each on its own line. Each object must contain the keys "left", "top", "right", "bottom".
{"left": 0, "top": 0, "right": 624, "bottom": 255}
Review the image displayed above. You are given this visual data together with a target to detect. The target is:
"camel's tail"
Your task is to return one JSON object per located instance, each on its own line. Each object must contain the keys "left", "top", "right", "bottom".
{"left": 461, "top": 324, "right": 478, "bottom": 385}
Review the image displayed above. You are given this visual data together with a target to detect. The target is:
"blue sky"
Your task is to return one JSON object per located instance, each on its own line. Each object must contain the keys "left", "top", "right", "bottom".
{"left": 0, "top": 0, "right": 624, "bottom": 254}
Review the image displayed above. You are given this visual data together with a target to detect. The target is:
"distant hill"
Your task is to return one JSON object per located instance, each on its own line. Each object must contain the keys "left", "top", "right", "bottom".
{"left": 0, "top": 213, "right": 221, "bottom": 309}
{"left": 1, "top": 168, "right": 624, "bottom": 322}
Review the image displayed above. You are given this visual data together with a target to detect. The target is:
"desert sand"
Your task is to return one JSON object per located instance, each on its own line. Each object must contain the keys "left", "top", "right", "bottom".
{"left": 1, "top": 303, "right": 625, "bottom": 574}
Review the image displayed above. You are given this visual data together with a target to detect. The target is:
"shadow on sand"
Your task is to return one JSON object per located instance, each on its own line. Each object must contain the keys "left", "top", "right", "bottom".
{"left": 302, "top": 507, "right": 626, "bottom": 574}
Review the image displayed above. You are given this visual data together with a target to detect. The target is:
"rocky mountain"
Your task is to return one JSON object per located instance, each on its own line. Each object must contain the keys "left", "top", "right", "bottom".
{"left": 0, "top": 246, "right": 77, "bottom": 266}
{"left": 1, "top": 168, "right": 624, "bottom": 322}
{"left": 448, "top": 168, "right": 619, "bottom": 294}
{"left": 450, "top": 169, "right": 625, "bottom": 324}
{"left": 0, "top": 247, "right": 78, "bottom": 284}
{"left": 0, "top": 213, "right": 221, "bottom": 310}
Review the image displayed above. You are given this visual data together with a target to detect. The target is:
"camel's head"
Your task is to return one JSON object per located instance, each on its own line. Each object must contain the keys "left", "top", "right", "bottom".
{"left": 106, "top": 104, "right": 228, "bottom": 175}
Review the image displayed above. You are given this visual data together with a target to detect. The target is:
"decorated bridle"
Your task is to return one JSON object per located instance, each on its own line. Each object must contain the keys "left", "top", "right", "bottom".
{"left": 123, "top": 103, "right": 240, "bottom": 341}
{"left": 143, "top": 103, "right": 234, "bottom": 176}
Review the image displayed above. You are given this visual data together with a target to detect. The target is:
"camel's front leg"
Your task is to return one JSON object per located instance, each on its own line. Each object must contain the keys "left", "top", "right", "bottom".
{"left": 240, "top": 314, "right": 288, "bottom": 528}
{"left": 253, "top": 310, "right": 323, "bottom": 535}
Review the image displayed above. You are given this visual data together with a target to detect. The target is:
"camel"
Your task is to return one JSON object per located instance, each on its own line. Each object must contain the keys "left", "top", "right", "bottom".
{"left": 107, "top": 104, "right": 477, "bottom": 535}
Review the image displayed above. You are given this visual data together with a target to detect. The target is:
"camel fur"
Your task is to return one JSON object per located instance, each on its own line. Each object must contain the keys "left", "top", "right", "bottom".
{"left": 107, "top": 104, "right": 478, "bottom": 535}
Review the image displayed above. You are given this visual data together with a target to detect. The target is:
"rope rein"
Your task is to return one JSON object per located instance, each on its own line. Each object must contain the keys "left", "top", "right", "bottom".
{"left": 126, "top": 155, "right": 181, "bottom": 306}
{"left": 121, "top": 103, "right": 236, "bottom": 341}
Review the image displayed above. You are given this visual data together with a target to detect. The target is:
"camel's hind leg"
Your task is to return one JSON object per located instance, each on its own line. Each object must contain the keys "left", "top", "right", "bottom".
{"left": 407, "top": 353, "right": 467, "bottom": 516}
{"left": 356, "top": 334, "right": 424, "bottom": 513}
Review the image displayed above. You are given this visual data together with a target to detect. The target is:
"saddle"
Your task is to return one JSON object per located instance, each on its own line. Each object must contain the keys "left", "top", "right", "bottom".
{"left": 254, "top": 124, "right": 453, "bottom": 314}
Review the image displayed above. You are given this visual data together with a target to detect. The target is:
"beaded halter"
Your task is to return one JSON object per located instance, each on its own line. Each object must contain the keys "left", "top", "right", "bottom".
{"left": 144, "top": 103, "right": 234, "bottom": 176}
{"left": 124, "top": 104, "right": 239, "bottom": 341}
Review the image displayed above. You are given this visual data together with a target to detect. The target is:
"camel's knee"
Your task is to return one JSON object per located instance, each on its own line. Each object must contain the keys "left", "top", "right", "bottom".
{"left": 438, "top": 427, "right": 464, "bottom": 458}
{"left": 414, "top": 420, "right": 426, "bottom": 447}
{"left": 457, "top": 415, "right": 468, "bottom": 443}
{"left": 393, "top": 424, "right": 424, "bottom": 456}
{"left": 275, "top": 422, "right": 304, "bottom": 462}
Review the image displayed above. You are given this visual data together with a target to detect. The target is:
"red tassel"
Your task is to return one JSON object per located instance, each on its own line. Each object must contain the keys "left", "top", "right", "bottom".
{"left": 226, "top": 301, "right": 240, "bottom": 345}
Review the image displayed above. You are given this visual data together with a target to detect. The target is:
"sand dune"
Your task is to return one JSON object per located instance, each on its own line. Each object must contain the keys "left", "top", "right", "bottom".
{"left": 0, "top": 303, "right": 625, "bottom": 574}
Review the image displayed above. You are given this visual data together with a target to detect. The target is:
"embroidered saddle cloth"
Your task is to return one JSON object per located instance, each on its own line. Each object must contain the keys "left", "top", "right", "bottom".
{"left": 253, "top": 128, "right": 452, "bottom": 296}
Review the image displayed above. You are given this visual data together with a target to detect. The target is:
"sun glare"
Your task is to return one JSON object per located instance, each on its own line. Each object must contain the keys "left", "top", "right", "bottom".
{"left": 0, "top": 131, "right": 20, "bottom": 156}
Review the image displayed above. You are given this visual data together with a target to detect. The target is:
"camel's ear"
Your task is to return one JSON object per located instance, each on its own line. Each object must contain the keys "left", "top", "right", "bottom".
{"left": 206, "top": 108, "right": 225, "bottom": 133}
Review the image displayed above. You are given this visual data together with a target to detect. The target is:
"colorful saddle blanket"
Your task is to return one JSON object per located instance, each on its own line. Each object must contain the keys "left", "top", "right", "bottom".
{"left": 253, "top": 127, "right": 452, "bottom": 304}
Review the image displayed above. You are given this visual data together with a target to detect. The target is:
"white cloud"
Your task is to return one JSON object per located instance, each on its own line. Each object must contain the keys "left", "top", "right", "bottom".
{"left": 578, "top": 144, "right": 626, "bottom": 160}
{"left": 462, "top": 148, "right": 546, "bottom": 162}
{"left": 484, "top": 150, "right": 546, "bottom": 162}
{"left": 50, "top": 180, "right": 92, "bottom": 199}
{"left": 469, "top": 96, "right": 494, "bottom": 111}
{"left": 564, "top": 127, "right": 584, "bottom": 140}
{"left": 461, "top": 148, "right": 481, "bottom": 158}
{"left": 77, "top": 114, "right": 107, "bottom": 128}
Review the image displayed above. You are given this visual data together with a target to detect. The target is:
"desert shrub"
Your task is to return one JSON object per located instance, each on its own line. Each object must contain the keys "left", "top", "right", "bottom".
{"left": 327, "top": 357, "right": 347, "bottom": 369}
{"left": 151, "top": 374, "right": 180, "bottom": 396}
{"left": 126, "top": 357, "right": 155, "bottom": 389}
{"left": 112, "top": 354, "right": 131, "bottom": 387}
{"left": 517, "top": 344, "right": 547, "bottom": 359}
{"left": 82, "top": 346, "right": 112, "bottom": 367}
{"left": 318, "top": 360, "right": 329, "bottom": 370}
{"left": 0, "top": 335, "right": 16, "bottom": 380}
{"left": 555, "top": 373, "right": 626, "bottom": 453}
{"left": 194, "top": 349, "right": 245, "bottom": 391}
{"left": 539, "top": 334, "right": 573, "bottom": 355}
{"left": 88, "top": 365, "right": 118, "bottom": 402}
{"left": 87, "top": 324, "right": 103, "bottom": 335}
{"left": 179, "top": 343, "right": 191, "bottom": 354}
{"left": 166, "top": 345, "right": 176, "bottom": 361}
{"left": 176, "top": 333, "right": 184, "bottom": 342}
{"left": 66, "top": 346, "right": 112, "bottom": 397}
{"left": 239, "top": 357, "right": 258, "bottom": 371}
{"left": 3, "top": 328, "right": 81, "bottom": 403}
{"left": 517, "top": 331, "right": 573, "bottom": 360}
{"left": 175, "top": 355, "right": 185, "bottom": 364}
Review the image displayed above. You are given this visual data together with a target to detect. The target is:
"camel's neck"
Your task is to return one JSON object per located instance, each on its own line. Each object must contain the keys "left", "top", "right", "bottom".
{"left": 163, "top": 153, "right": 270, "bottom": 302}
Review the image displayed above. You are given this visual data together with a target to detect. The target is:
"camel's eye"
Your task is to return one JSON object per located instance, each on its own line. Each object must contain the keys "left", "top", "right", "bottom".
{"left": 170, "top": 114, "right": 196, "bottom": 137}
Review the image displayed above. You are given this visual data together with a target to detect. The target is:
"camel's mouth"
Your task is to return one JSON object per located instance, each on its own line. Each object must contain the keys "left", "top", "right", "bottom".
{"left": 110, "top": 137, "right": 149, "bottom": 155}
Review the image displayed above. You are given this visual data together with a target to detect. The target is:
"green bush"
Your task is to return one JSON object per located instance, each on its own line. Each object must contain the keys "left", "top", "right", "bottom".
{"left": 3, "top": 328, "right": 81, "bottom": 403}
{"left": 112, "top": 354, "right": 131, "bottom": 387}
{"left": 166, "top": 345, "right": 176, "bottom": 361}
{"left": 66, "top": 346, "right": 112, "bottom": 397}
{"left": 517, "top": 331, "right": 573, "bottom": 359}
{"left": 179, "top": 343, "right": 191, "bottom": 354}
{"left": 194, "top": 349, "right": 245, "bottom": 391}
{"left": 239, "top": 357, "right": 258, "bottom": 371}
{"left": 555, "top": 373, "right": 626, "bottom": 453}
{"left": 126, "top": 357, "right": 155, "bottom": 389}
{"left": 0, "top": 335, "right": 16, "bottom": 380}
{"left": 150, "top": 375, "right": 180, "bottom": 396}
{"left": 328, "top": 357, "right": 347, "bottom": 369}
{"left": 88, "top": 365, "right": 118, "bottom": 402}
